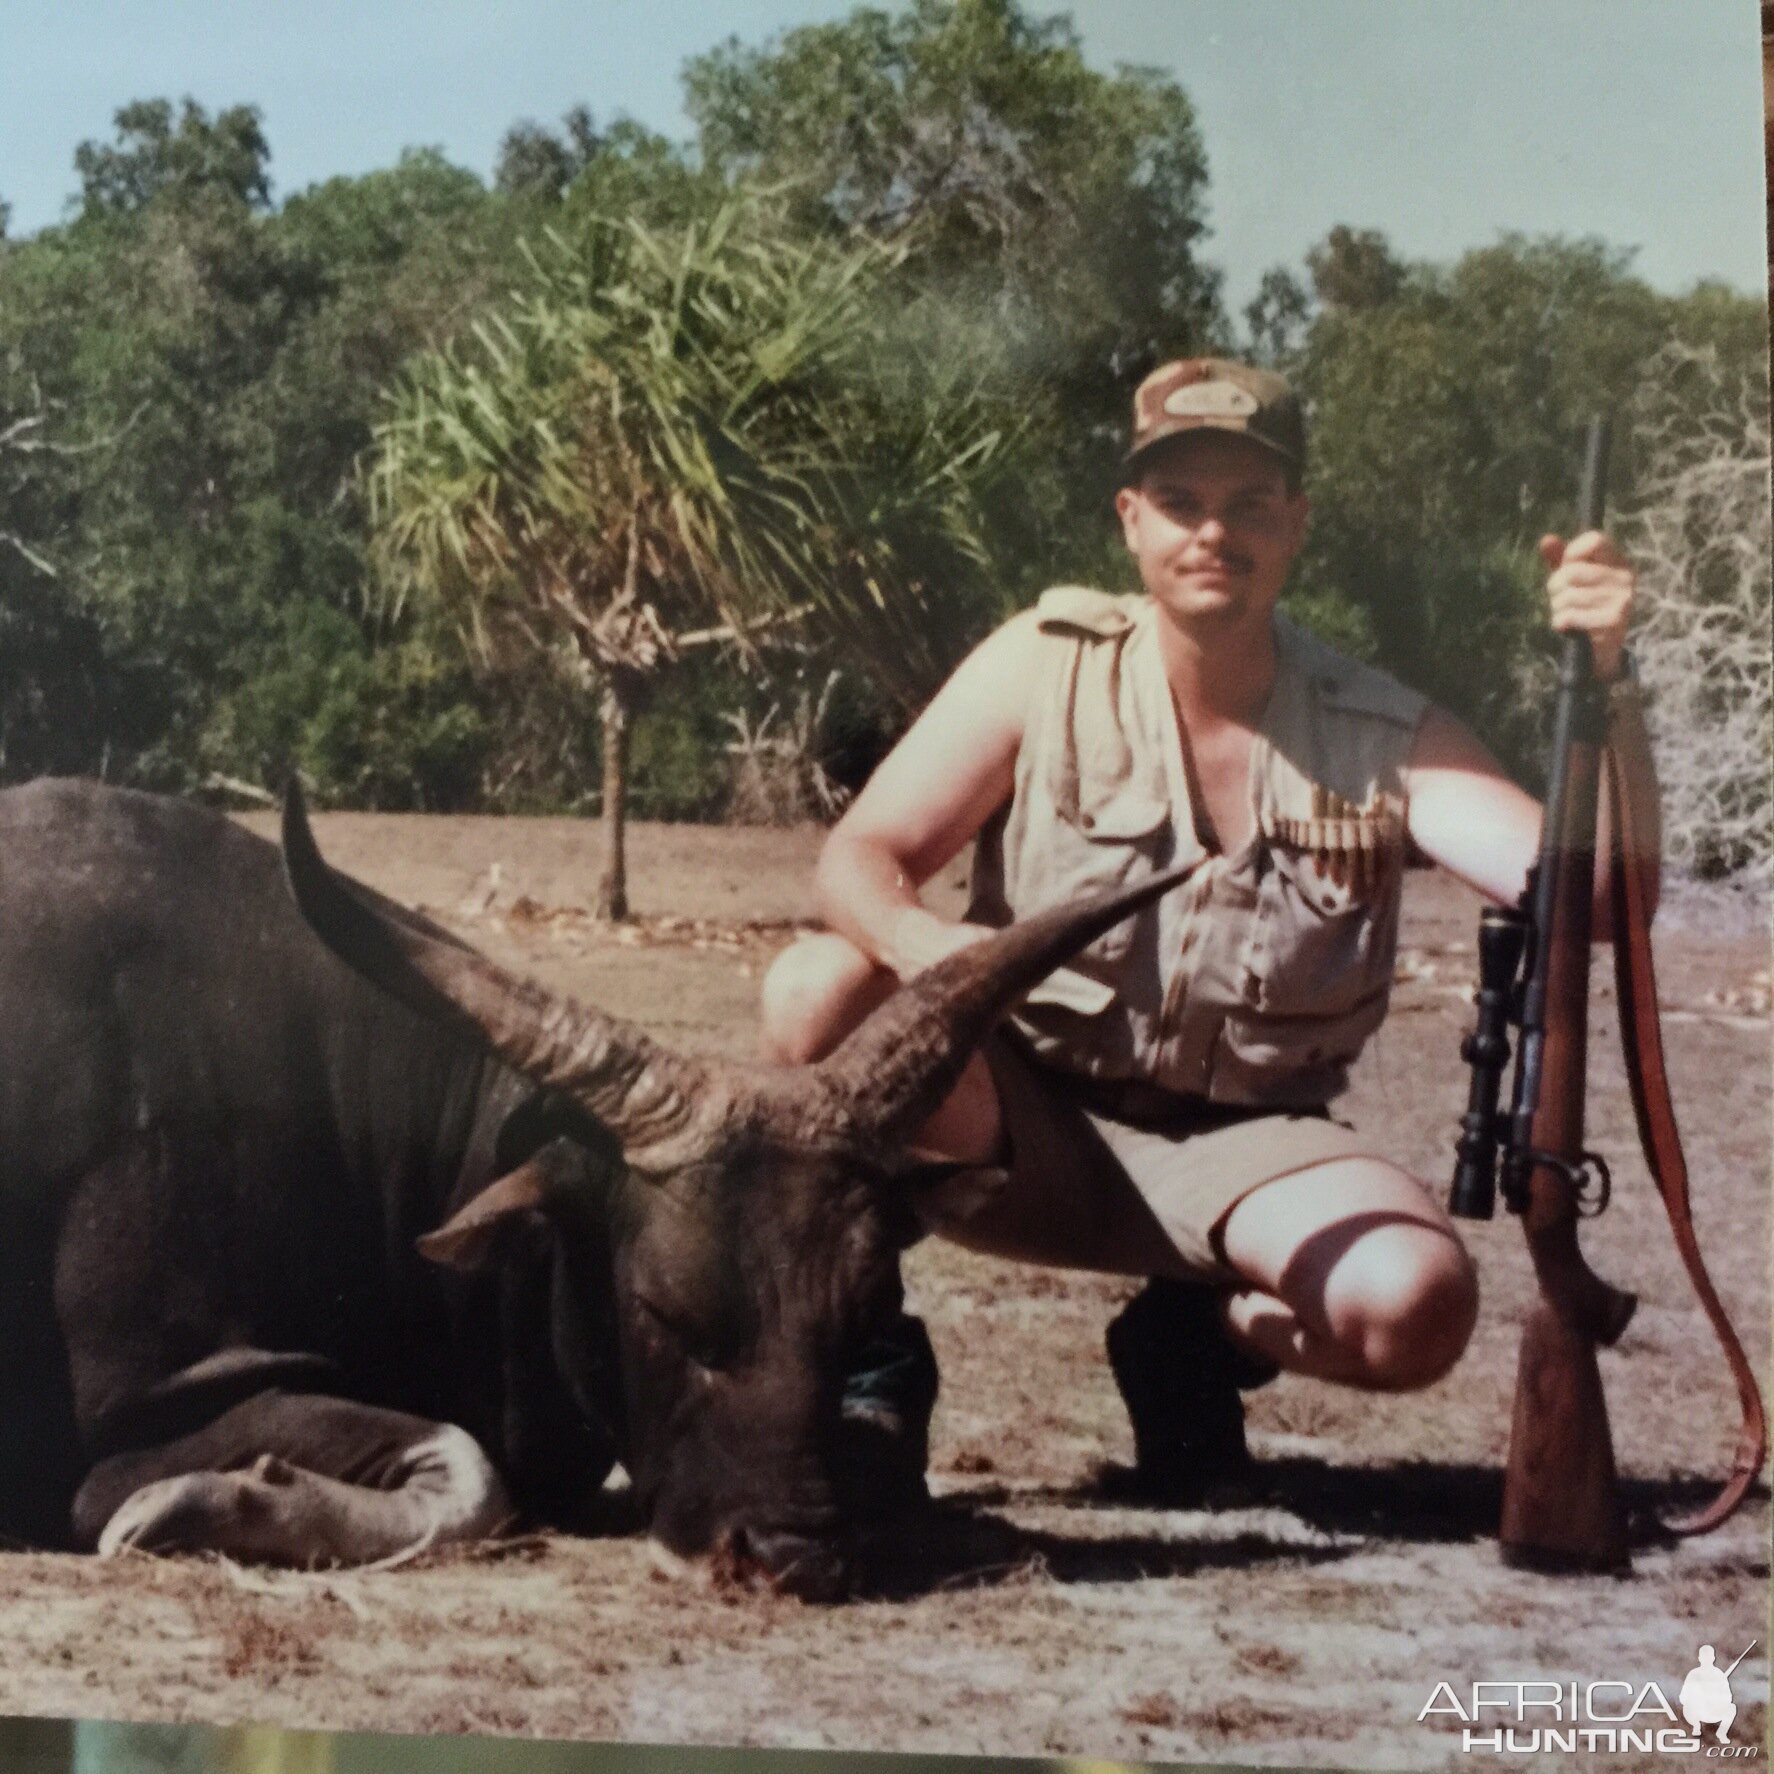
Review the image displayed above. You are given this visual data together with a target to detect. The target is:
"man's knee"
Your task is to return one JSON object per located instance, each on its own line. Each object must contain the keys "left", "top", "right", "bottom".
{"left": 1333, "top": 1229, "right": 1478, "bottom": 1391}
{"left": 758, "top": 933, "right": 894, "bottom": 1063}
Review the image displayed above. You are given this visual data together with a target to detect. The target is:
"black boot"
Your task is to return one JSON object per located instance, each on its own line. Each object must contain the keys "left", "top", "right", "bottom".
{"left": 833, "top": 1314, "right": 939, "bottom": 1522}
{"left": 1101, "top": 1278, "right": 1278, "bottom": 1507}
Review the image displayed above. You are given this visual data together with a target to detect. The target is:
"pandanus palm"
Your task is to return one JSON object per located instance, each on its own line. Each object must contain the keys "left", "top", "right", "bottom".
{"left": 369, "top": 192, "right": 1010, "bottom": 916}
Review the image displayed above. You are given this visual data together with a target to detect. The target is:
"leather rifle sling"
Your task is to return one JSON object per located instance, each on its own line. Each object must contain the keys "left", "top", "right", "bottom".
{"left": 1604, "top": 741, "right": 1768, "bottom": 1533}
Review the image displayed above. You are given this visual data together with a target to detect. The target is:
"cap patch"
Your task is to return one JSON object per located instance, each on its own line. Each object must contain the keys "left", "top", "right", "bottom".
{"left": 1163, "top": 381, "right": 1259, "bottom": 420}
{"left": 1125, "top": 356, "right": 1306, "bottom": 474}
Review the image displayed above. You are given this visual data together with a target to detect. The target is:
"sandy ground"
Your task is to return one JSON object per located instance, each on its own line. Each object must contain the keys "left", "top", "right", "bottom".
{"left": 0, "top": 811, "right": 1765, "bottom": 1771}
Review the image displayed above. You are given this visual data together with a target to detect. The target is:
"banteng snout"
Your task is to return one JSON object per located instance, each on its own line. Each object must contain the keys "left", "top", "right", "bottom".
{"left": 281, "top": 780, "right": 1193, "bottom": 1591}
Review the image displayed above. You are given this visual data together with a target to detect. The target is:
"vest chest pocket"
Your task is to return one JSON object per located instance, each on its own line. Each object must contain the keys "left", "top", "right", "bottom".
{"left": 1217, "top": 844, "right": 1393, "bottom": 1095}
{"left": 1022, "top": 786, "right": 1170, "bottom": 971}
{"left": 1248, "top": 842, "right": 1397, "bottom": 1022}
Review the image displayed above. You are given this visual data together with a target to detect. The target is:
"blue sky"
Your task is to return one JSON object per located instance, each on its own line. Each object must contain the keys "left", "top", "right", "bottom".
{"left": 2, "top": 0, "right": 1765, "bottom": 315}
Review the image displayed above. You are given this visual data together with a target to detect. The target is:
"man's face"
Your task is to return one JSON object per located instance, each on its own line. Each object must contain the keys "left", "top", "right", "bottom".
{"left": 1114, "top": 432, "right": 1308, "bottom": 630}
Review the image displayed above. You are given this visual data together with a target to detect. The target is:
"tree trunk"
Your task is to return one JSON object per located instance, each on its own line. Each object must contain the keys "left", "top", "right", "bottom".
{"left": 596, "top": 675, "right": 635, "bottom": 921}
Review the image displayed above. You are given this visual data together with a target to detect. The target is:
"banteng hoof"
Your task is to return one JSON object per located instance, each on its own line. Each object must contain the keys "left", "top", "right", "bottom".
{"left": 97, "top": 1471, "right": 266, "bottom": 1557}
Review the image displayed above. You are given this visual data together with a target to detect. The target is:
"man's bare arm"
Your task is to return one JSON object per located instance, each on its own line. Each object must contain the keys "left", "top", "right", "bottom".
{"left": 815, "top": 612, "right": 1041, "bottom": 979}
{"left": 1404, "top": 708, "right": 1542, "bottom": 908}
{"left": 1404, "top": 700, "right": 1659, "bottom": 937}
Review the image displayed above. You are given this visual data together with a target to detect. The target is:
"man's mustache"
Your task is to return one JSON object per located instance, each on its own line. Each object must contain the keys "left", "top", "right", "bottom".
{"left": 1181, "top": 548, "right": 1255, "bottom": 575}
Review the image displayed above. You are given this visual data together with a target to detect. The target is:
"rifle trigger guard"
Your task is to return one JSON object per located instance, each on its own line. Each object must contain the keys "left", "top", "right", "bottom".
{"left": 1519, "top": 1147, "right": 1614, "bottom": 1217}
{"left": 1575, "top": 1149, "right": 1613, "bottom": 1217}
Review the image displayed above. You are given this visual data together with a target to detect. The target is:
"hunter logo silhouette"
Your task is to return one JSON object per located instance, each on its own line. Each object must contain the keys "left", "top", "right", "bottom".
{"left": 1679, "top": 1642, "right": 1755, "bottom": 1745}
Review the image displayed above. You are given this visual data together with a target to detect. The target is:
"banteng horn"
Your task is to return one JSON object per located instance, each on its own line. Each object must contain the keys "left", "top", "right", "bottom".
{"left": 808, "top": 860, "right": 1199, "bottom": 1144}
{"left": 280, "top": 780, "right": 736, "bottom": 1166}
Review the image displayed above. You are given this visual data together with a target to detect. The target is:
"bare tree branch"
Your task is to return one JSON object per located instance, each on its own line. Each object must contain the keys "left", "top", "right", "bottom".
{"left": 1618, "top": 342, "right": 1771, "bottom": 885}
{"left": 0, "top": 530, "right": 60, "bottom": 580}
{"left": 0, "top": 398, "right": 148, "bottom": 459}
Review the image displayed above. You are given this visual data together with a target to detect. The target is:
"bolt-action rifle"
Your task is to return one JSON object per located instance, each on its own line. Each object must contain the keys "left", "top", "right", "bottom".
{"left": 1450, "top": 416, "right": 1766, "bottom": 1572}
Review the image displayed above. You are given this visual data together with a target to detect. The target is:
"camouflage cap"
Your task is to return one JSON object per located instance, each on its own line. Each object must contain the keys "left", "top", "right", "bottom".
{"left": 1125, "top": 358, "right": 1305, "bottom": 478}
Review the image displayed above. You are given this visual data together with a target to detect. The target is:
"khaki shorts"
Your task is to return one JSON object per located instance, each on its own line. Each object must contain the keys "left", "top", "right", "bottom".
{"left": 914, "top": 1033, "right": 1376, "bottom": 1285}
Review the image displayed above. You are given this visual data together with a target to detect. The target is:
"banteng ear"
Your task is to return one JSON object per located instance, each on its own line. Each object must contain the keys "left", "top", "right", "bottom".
{"left": 419, "top": 1150, "right": 567, "bottom": 1272}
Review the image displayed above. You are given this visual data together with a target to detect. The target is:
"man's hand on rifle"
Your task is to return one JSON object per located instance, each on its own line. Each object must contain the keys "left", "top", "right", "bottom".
{"left": 1400, "top": 522, "right": 1652, "bottom": 926}
{"left": 1538, "top": 530, "right": 1636, "bottom": 682}
{"left": 1538, "top": 525, "right": 1658, "bottom": 929}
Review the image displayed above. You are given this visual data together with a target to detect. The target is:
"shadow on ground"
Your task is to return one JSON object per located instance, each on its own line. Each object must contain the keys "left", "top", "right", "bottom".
{"left": 857, "top": 1508, "right": 1360, "bottom": 1599}
{"left": 855, "top": 1461, "right": 1772, "bottom": 1598}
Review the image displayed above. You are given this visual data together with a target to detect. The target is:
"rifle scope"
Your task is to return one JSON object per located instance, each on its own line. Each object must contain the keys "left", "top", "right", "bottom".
{"left": 1449, "top": 905, "right": 1529, "bottom": 1219}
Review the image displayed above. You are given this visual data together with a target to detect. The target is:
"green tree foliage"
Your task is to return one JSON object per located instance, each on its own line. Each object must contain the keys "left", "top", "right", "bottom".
{"left": 495, "top": 105, "right": 604, "bottom": 203}
{"left": 0, "top": 350, "right": 113, "bottom": 777}
{"left": 257, "top": 151, "right": 504, "bottom": 512}
{"left": 684, "top": 0, "right": 1223, "bottom": 585}
{"left": 369, "top": 189, "right": 1012, "bottom": 911}
{"left": 1306, "top": 224, "right": 1406, "bottom": 313}
{"left": 560, "top": 120, "right": 721, "bottom": 231}
{"left": 196, "top": 597, "right": 488, "bottom": 810}
{"left": 495, "top": 108, "right": 717, "bottom": 237}
{"left": 1273, "top": 230, "right": 1762, "bottom": 782}
{"left": 1243, "top": 267, "right": 1311, "bottom": 368}
{"left": 5, "top": 102, "right": 354, "bottom": 782}
{"left": 0, "top": 104, "right": 512, "bottom": 804}
{"left": 686, "top": 0, "right": 1217, "bottom": 328}
{"left": 73, "top": 98, "right": 272, "bottom": 217}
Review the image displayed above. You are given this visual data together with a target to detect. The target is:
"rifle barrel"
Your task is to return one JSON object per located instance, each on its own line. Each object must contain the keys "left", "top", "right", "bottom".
{"left": 1722, "top": 1640, "right": 1758, "bottom": 1679}
{"left": 1577, "top": 413, "right": 1612, "bottom": 534}
{"left": 1501, "top": 415, "right": 1613, "bottom": 1202}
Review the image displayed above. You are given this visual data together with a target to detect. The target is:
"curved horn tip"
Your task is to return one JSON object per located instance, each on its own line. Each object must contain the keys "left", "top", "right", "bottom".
{"left": 279, "top": 774, "right": 327, "bottom": 899}
{"left": 281, "top": 774, "right": 314, "bottom": 851}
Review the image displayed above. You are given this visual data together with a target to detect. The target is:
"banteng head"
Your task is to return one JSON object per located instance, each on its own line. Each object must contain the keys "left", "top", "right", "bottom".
{"left": 282, "top": 784, "right": 1189, "bottom": 1600}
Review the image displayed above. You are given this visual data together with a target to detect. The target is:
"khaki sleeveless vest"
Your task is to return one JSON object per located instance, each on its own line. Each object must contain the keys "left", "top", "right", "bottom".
{"left": 968, "top": 587, "right": 1428, "bottom": 1108}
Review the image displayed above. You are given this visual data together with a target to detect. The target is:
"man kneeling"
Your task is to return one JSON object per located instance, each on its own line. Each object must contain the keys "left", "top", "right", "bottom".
{"left": 761, "top": 358, "right": 1652, "bottom": 1505}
